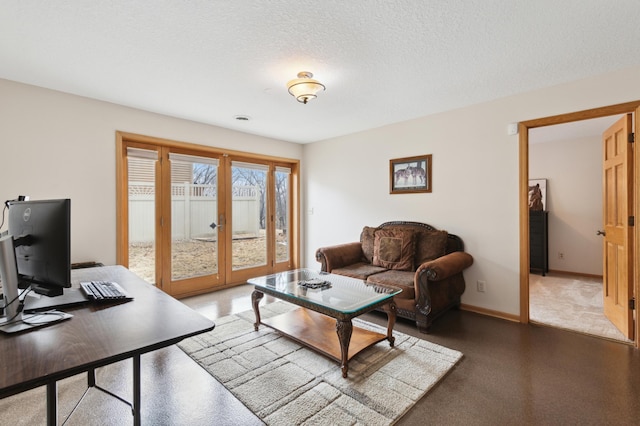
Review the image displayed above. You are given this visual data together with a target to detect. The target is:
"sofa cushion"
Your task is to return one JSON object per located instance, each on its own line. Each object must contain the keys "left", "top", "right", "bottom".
{"left": 366, "top": 270, "right": 415, "bottom": 300}
{"left": 360, "top": 226, "right": 377, "bottom": 263}
{"left": 372, "top": 229, "right": 415, "bottom": 271}
{"left": 414, "top": 229, "right": 449, "bottom": 265}
{"left": 332, "top": 262, "right": 387, "bottom": 280}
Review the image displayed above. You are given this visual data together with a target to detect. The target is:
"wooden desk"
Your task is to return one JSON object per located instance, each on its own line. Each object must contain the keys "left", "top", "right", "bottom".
{"left": 0, "top": 265, "right": 215, "bottom": 426}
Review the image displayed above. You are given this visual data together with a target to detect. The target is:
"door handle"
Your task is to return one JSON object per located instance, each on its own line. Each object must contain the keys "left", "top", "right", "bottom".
{"left": 597, "top": 230, "right": 606, "bottom": 236}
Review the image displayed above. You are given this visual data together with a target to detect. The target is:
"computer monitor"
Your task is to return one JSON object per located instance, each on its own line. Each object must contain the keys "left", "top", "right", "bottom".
{"left": 8, "top": 199, "right": 71, "bottom": 296}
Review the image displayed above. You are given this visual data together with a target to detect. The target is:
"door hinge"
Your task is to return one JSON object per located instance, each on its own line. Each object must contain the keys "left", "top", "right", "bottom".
{"left": 630, "top": 298, "right": 635, "bottom": 310}
{"left": 629, "top": 216, "right": 635, "bottom": 227}
{"left": 629, "top": 132, "right": 635, "bottom": 143}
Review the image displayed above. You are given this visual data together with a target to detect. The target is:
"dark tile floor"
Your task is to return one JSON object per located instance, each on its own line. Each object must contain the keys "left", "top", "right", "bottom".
{"left": 3, "top": 284, "right": 640, "bottom": 425}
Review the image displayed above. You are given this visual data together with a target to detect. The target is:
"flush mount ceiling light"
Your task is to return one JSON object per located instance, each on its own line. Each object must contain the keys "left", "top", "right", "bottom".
{"left": 286, "top": 71, "right": 325, "bottom": 104}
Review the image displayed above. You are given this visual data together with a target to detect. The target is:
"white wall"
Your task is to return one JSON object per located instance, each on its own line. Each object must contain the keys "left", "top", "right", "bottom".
{"left": 529, "top": 136, "right": 603, "bottom": 276}
{"left": 0, "top": 79, "right": 303, "bottom": 266}
{"left": 303, "top": 65, "right": 640, "bottom": 316}
{"left": 3, "top": 64, "right": 639, "bottom": 317}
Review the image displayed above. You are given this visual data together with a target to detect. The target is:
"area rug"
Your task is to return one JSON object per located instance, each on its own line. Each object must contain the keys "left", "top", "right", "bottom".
{"left": 178, "top": 302, "right": 462, "bottom": 425}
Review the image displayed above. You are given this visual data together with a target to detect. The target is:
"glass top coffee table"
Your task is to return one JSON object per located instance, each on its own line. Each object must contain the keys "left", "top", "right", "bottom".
{"left": 248, "top": 268, "right": 401, "bottom": 378}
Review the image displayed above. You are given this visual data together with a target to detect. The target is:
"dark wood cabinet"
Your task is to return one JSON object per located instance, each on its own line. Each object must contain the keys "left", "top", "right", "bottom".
{"left": 529, "top": 211, "right": 548, "bottom": 275}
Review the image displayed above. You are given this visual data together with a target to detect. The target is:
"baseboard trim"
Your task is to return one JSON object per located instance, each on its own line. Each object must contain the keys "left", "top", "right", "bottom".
{"left": 546, "top": 270, "right": 603, "bottom": 279}
{"left": 460, "top": 304, "right": 520, "bottom": 323}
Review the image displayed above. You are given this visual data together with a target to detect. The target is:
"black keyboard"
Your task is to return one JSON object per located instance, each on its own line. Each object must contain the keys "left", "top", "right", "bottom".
{"left": 80, "top": 281, "right": 131, "bottom": 301}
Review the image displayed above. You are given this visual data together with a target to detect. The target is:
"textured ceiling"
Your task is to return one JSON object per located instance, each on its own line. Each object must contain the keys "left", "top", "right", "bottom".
{"left": 1, "top": 1, "right": 639, "bottom": 143}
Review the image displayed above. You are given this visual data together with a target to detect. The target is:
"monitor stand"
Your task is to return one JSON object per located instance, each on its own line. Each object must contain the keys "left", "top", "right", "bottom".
{"left": 31, "top": 283, "right": 64, "bottom": 297}
{"left": 23, "top": 288, "right": 88, "bottom": 312}
{"left": 0, "top": 310, "right": 73, "bottom": 334}
{"left": 0, "top": 235, "right": 72, "bottom": 334}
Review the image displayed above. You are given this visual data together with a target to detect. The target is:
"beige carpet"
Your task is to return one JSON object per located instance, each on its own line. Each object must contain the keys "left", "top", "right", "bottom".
{"left": 178, "top": 302, "right": 462, "bottom": 426}
{"left": 529, "top": 273, "right": 632, "bottom": 343}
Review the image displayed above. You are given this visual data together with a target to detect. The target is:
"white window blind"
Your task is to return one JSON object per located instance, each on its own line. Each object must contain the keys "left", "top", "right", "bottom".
{"left": 232, "top": 161, "right": 269, "bottom": 171}
{"left": 127, "top": 147, "right": 158, "bottom": 160}
{"left": 169, "top": 153, "right": 219, "bottom": 166}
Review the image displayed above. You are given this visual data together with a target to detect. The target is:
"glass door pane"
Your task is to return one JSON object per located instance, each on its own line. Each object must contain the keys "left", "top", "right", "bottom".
{"left": 231, "top": 161, "right": 268, "bottom": 270}
{"left": 170, "top": 154, "right": 219, "bottom": 281}
{"left": 275, "top": 166, "right": 290, "bottom": 264}
{"left": 127, "top": 148, "right": 158, "bottom": 284}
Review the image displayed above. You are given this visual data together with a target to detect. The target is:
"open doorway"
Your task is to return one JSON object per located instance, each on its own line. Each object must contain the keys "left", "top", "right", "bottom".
{"left": 527, "top": 116, "right": 632, "bottom": 342}
{"left": 518, "top": 101, "right": 640, "bottom": 348}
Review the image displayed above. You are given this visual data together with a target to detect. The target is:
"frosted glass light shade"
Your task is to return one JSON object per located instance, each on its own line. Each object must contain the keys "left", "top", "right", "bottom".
{"left": 286, "top": 72, "right": 325, "bottom": 104}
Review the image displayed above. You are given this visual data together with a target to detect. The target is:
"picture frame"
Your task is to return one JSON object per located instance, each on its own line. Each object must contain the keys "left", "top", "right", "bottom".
{"left": 390, "top": 154, "right": 432, "bottom": 194}
{"left": 528, "top": 178, "right": 547, "bottom": 211}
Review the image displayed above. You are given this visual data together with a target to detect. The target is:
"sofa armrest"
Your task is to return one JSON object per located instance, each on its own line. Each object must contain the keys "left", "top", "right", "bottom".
{"left": 315, "top": 242, "right": 363, "bottom": 272}
{"left": 416, "top": 251, "right": 473, "bottom": 282}
{"left": 413, "top": 251, "right": 473, "bottom": 330}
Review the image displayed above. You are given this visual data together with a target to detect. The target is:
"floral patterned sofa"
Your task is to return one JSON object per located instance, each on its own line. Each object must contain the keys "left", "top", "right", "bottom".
{"left": 315, "top": 221, "right": 473, "bottom": 332}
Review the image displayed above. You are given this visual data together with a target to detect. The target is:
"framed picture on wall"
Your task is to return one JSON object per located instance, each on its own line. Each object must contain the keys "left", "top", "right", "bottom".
{"left": 528, "top": 179, "right": 547, "bottom": 211}
{"left": 390, "top": 154, "right": 432, "bottom": 194}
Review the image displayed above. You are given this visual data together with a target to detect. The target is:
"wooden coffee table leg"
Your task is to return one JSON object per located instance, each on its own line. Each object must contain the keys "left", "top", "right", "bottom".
{"left": 251, "top": 290, "right": 264, "bottom": 331}
{"left": 336, "top": 319, "right": 353, "bottom": 378}
{"left": 386, "top": 300, "right": 397, "bottom": 347}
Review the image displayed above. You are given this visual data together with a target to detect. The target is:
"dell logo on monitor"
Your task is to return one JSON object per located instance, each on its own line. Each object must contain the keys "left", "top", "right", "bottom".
{"left": 23, "top": 208, "right": 31, "bottom": 222}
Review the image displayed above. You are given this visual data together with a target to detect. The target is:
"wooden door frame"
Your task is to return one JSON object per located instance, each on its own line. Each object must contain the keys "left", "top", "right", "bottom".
{"left": 519, "top": 100, "right": 640, "bottom": 348}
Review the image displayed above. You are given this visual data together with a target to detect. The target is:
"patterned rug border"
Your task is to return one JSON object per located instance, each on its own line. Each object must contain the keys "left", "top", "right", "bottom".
{"left": 178, "top": 302, "right": 462, "bottom": 425}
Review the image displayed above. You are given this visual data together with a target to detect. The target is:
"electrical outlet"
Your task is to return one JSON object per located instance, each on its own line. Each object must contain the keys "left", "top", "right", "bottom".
{"left": 477, "top": 280, "right": 486, "bottom": 292}
{"left": 558, "top": 252, "right": 564, "bottom": 260}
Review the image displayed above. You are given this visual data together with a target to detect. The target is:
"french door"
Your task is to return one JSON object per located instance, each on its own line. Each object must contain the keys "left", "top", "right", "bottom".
{"left": 226, "top": 158, "right": 295, "bottom": 283}
{"left": 116, "top": 133, "right": 298, "bottom": 297}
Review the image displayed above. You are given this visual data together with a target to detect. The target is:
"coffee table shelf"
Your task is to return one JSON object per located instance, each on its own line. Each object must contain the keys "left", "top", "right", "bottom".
{"left": 262, "top": 307, "right": 389, "bottom": 362}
